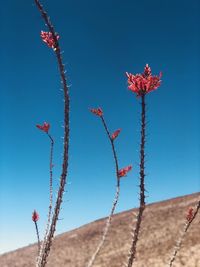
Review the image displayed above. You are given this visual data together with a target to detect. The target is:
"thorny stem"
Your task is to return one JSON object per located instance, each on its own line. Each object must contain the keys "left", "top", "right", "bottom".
{"left": 39, "top": 133, "right": 54, "bottom": 257}
{"left": 34, "top": 221, "right": 40, "bottom": 253}
{"left": 101, "top": 116, "right": 120, "bottom": 184}
{"left": 87, "top": 116, "right": 120, "bottom": 267}
{"left": 126, "top": 94, "right": 146, "bottom": 267}
{"left": 34, "top": 1, "right": 70, "bottom": 266}
{"left": 47, "top": 133, "right": 54, "bottom": 226}
{"left": 169, "top": 200, "right": 200, "bottom": 267}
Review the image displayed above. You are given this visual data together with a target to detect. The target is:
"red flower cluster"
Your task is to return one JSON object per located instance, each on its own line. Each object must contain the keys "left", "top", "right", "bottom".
{"left": 111, "top": 129, "right": 121, "bottom": 140}
{"left": 186, "top": 207, "right": 194, "bottom": 222}
{"left": 36, "top": 122, "right": 50, "bottom": 133}
{"left": 40, "top": 31, "right": 59, "bottom": 50}
{"left": 118, "top": 165, "right": 132, "bottom": 178}
{"left": 90, "top": 108, "right": 103, "bottom": 117}
{"left": 32, "top": 210, "right": 39, "bottom": 222}
{"left": 126, "top": 64, "right": 162, "bottom": 96}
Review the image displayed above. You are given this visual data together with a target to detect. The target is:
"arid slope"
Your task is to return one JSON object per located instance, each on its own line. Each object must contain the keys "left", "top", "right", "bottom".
{"left": 1, "top": 193, "right": 200, "bottom": 267}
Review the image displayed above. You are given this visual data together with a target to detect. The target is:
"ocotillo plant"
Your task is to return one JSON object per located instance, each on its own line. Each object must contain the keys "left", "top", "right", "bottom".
{"left": 32, "top": 210, "right": 40, "bottom": 253}
{"left": 34, "top": 0, "right": 70, "bottom": 266}
{"left": 87, "top": 108, "right": 132, "bottom": 267}
{"left": 125, "top": 64, "right": 162, "bottom": 266}
{"left": 168, "top": 200, "right": 200, "bottom": 267}
{"left": 35, "top": 122, "right": 54, "bottom": 258}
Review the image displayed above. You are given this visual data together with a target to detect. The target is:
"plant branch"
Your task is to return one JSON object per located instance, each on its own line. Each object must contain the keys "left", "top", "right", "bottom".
{"left": 87, "top": 115, "right": 120, "bottom": 267}
{"left": 34, "top": 221, "right": 40, "bottom": 253}
{"left": 34, "top": 1, "right": 70, "bottom": 266}
{"left": 169, "top": 200, "right": 200, "bottom": 267}
{"left": 126, "top": 94, "right": 146, "bottom": 267}
{"left": 47, "top": 133, "right": 54, "bottom": 228}
{"left": 39, "top": 133, "right": 54, "bottom": 260}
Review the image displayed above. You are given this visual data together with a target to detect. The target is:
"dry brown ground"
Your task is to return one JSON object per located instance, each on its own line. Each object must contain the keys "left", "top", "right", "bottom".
{"left": 1, "top": 193, "right": 200, "bottom": 267}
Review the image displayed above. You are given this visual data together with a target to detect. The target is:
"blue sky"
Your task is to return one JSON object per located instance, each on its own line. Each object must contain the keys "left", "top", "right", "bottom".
{"left": 1, "top": 0, "right": 199, "bottom": 254}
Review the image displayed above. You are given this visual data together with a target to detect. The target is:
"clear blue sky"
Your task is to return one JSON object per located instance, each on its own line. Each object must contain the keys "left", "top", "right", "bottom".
{"left": 1, "top": 0, "right": 199, "bottom": 254}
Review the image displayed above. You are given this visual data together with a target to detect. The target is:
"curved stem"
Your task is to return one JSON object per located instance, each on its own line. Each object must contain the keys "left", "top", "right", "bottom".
{"left": 87, "top": 116, "right": 120, "bottom": 267}
{"left": 169, "top": 200, "right": 200, "bottom": 267}
{"left": 38, "top": 133, "right": 54, "bottom": 260}
{"left": 34, "top": 1, "right": 70, "bottom": 266}
{"left": 47, "top": 133, "right": 54, "bottom": 228}
{"left": 101, "top": 116, "right": 120, "bottom": 180}
{"left": 87, "top": 186, "right": 120, "bottom": 267}
{"left": 126, "top": 94, "right": 146, "bottom": 267}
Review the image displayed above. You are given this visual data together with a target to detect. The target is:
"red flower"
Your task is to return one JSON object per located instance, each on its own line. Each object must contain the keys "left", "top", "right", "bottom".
{"left": 40, "top": 31, "right": 59, "bottom": 50}
{"left": 90, "top": 108, "right": 103, "bottom": 117}
{"left": 36, "top": 122, "right": 50, "bottom": 133}
{"left": 126, "top": 64, "right": 162, "bottom": 97}
{"left": 143, "top": 64, "right": 152, "bottom": 77}
{"left": 118, "top": 165, "right": 132, "bottom": 178}
{"left": 186, "top": 207, "right": 194, "bottom": 222}
{"left": 111, "top": 129, "right": 121, "bottom": 140}
{"left": 32, "top": 210, "right": 39, "bottom": 222}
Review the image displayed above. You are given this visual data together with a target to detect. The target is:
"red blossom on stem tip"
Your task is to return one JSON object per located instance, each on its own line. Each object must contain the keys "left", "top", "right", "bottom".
{"left": 32, "top": 210, "right": 39, "bottom": 222}
{"left": 118, "top": 165, "right": 132, "bottom": 178}
{"left": 40, "top": 31, "right": 60, "bottom": 50}
{"left": 126, "top": 64, "right": 162, "bottom": 97}
{"left": 186, "top": 207, "right": 194, "bottom": 222}
{"left": 143, "top": 64, "right": 152, "bottom": 77}
{"left": 111, "top": 129, "right": 121, "bottom": 140}
{"left": 90, "top": 108, "right": 103, "bottom": 117}
{"left": 36, "top": 122, "right": 50, "bottom": 133}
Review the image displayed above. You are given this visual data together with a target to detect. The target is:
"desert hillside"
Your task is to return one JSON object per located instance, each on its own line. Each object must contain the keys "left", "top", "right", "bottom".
{"left": 1, "top": 193, "right": 200, "bottom": 267}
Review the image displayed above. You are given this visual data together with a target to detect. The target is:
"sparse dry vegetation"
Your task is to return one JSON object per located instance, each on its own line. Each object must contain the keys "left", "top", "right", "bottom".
{"left": 1, "top": 193, "right": 199, "bottom": 267}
